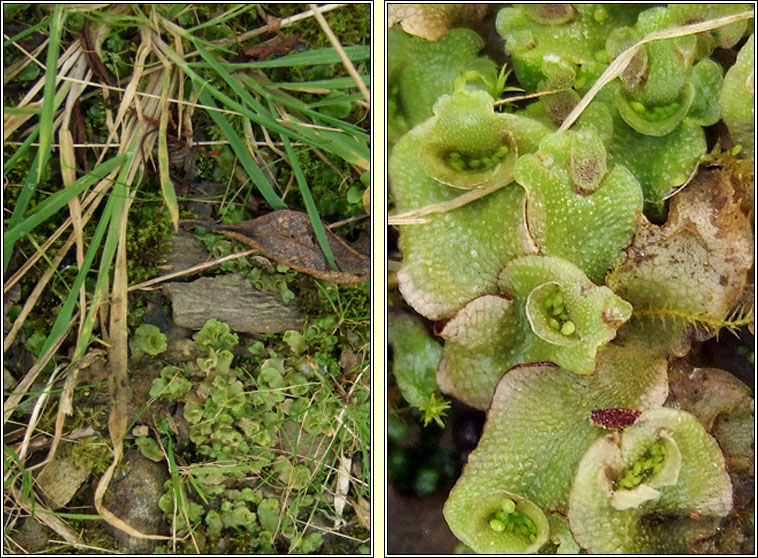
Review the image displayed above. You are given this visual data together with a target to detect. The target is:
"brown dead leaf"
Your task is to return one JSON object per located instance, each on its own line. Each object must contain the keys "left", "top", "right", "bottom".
{"left": 608, "top": 168, "right": 753, "bottom": 330}
{"left": 667, "top": 362, "right": 753, "bottom": 431}
{"left": 236, "top": 34, "right": 300, "bottom": 62}
{"left": 211, "top": 210, "right": 369, "bottom": 285}
{"left": 388, "top": 4, "right": 489, "bottom": 41}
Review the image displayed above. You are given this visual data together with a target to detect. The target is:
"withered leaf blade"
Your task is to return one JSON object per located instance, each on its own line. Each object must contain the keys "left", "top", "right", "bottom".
{"left": 72, "top": 99, "right": 91, "bottom": 172}
{"left": 79, "top": 20, "right": 112, "bottom": 87}
{"left": 212, "top": 210, "right": 369, "bottom": 285}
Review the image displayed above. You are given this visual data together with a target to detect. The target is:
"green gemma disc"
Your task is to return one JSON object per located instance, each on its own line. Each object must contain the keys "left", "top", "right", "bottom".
{"left": 487, "top": 498, "right": 538, "bottom": 542}
{"left": 616, "top": 440, "right": 666, "bottom": 489}
{"left": 446, "top": 145, "right": 510, "bottom": 172}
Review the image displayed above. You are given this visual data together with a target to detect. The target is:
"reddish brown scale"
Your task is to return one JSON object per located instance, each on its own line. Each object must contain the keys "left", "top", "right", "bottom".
{"left": 590, "top": 407, "right": 641, "bottom": 430}
{"left": 434, "top": 319, "right": 450, "bottom": 336}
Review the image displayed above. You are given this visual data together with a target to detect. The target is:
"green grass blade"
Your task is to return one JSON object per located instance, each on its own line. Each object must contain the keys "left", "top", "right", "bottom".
{"left": 3, "top": 107, "right": 42, "bottom": 115}
{"left": 3, "top": 127, "right": 39, "bottom": 174}
{"left": 280, "top": 133, "right": 337, "bottom": 271}
{"left": 3, "top": 14, "right": 51, "bottom": 47}
{"left": 36, "top": 4, "right": 65, "bottom": 184}
{"left": 267, "top": 75, "right": 370, "bottom": 90}
{"left": 218, "top": 45, "right": 371, "bottom": 69}
{"left": 4, "top": 154, "right": 127, "bottom": 254}
{"left": 33, "top": 155, "right": 129, "bottom": 364}
{"left": 70, "top": 149, "right": 134, "bottom": 362}
{"left": 195, "top": 86, "right": 287, "bottom": 210}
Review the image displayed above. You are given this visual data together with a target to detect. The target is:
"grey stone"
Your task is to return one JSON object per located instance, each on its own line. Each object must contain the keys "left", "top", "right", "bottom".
{"left": 163, "top": 232, "right": 209, "bottom": 274}
{"left": 105, "top": 448, "right": 168, "bottom": 554}
{"left": 164, "top": 273, "right": 303, "bottom": 333}
{"left": 9, "top": 517, "right": 51, "bottom": 552}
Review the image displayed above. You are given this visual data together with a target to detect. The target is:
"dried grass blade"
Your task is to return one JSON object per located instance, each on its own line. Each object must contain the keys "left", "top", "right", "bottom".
{"left": 307, "top": 4, "right": 370, "bottom": 105}
{"left": 388, "top": 179, "right": 511, "bottom": 225}
{"left": 59, "top": 127, "right": 88, "bottom": 337}
{"left": 93, "top": 176, "right": 136, "bottom": 533}
{"left": 560, "top": 10, "right": 755, "bottom": 132}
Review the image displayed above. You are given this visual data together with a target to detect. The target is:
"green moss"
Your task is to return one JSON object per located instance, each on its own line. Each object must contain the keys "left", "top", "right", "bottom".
{"left": 270, "top": 4, "right": 370, "bottom": 49}
{"left": 125, "top": 203, "right": 172, "bottom": 283}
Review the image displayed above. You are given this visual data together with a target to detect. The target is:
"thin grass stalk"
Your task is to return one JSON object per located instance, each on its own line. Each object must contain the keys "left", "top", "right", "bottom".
{"left": 307, "top": 3, "right": 370, "bottom": 105}
{"left": 559, "top": 10, "right": 755, "bottom": 132}
{"left": 35, "top": 5, "right": 64, "bottom": 184}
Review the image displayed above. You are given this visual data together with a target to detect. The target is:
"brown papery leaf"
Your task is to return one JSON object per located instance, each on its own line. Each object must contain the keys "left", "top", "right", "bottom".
{"left": 79, "top": 20, "right": 112, "bottom": 87}
{"left": 387, "top": 4, "right": 488, "bottom": 41}
{"left": 212, "top": 210, "right": 369, "bottom": 285}
{"left": 608, "top": 168, "right": 753, "bottom": 331}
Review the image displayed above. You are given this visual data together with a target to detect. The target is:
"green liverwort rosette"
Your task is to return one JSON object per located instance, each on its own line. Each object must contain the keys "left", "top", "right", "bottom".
{"left": 419, "top": 88, "right": 519, "bottom": 190}
{"left": 719, "top": 34, "right": 754, "bottom": 158}
{"left": 443, "top": 322, "right": 669, "bottom": 553}
{"left": 668, "top": 4, "right": 752, "bottom": 59}
{"left": 568, "top": 408, "right": 733, "bottom": 554}
{"left": 513, "top": 127, "right": 643, "bottom": 283}
{"left": 387, "top": 310, "right": 441, "bottom": 408}
{"left": 388, "top": 26, "right": 498, "bottom": 145}
{"left": 609, "top": 7, "right": 699, "bottom": 137}
{"left": 495, "top": 4, "right": 644, "bottom": 93}
{"left": 437, "top": 255, "right": 632, "bottom": 409}
{"left": 390, "top": 89, "right": 550, "bottom": 321}
{"left": 600, "top": 83, "right": 706, "bottom": 220}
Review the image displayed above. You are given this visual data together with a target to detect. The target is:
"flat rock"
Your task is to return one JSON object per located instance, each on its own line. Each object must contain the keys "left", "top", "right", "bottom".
{"left": 164, "top": 273, "right": 303, "bottom": 333}
{"left": 36, "top": 443, "right": 93, "bottom": 509}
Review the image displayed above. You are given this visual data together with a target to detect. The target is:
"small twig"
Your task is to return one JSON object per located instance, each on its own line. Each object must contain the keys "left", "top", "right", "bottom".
{"left": 127, "top": 249, "right": 258, "bottom": 292}
{"left": 308, "top": 3, "right": 371, "bottom": 105}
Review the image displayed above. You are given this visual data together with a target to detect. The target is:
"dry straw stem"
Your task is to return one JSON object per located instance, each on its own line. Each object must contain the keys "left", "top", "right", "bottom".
{"left": 308, "top": 3, "right": 371, "bottom": 105}
{"left": 389, "top": 10, "right": 755, "bottom": 225}
{"left": 388, "top": 180, "right": 511, "bottom": 225}
{"left": 559, "top": 10, "right": 755, "bottom": 132}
